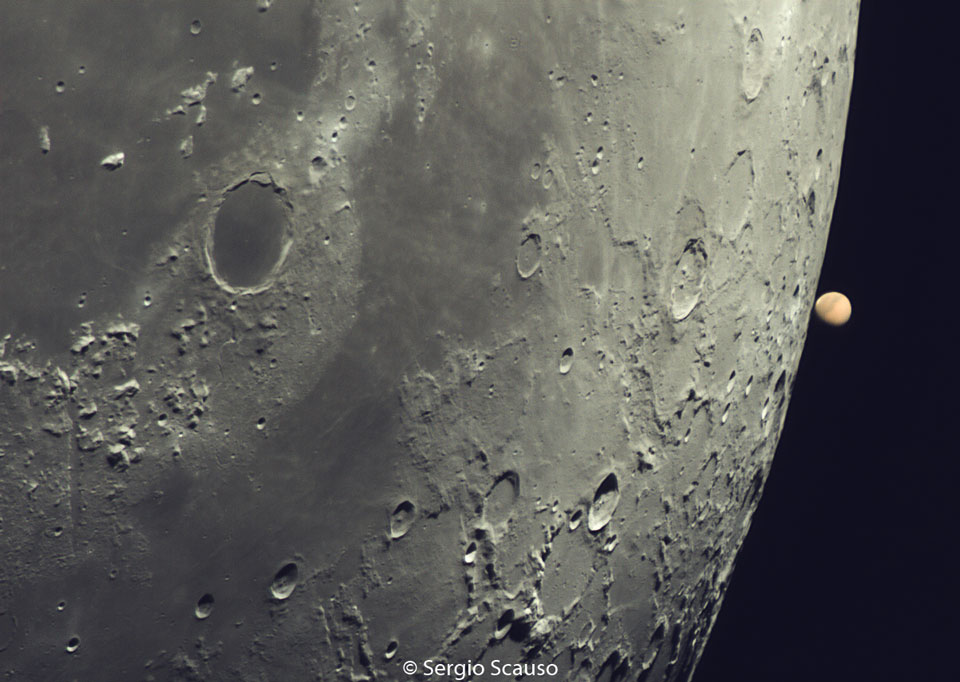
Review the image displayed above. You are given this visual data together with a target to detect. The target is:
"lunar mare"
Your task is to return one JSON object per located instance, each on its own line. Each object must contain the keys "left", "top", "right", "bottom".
{"left": 0, "top": 1, "right": 858, "bottom": 681}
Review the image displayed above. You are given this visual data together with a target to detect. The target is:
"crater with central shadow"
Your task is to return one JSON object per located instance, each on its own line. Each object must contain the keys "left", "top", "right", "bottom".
{"left": 211, "top": 178, "right": 287, "bottom": 288}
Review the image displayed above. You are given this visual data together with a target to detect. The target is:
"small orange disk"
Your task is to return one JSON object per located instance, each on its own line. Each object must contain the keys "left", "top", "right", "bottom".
{"left": 814, "top": 291, "right": 852, "bottom": 326}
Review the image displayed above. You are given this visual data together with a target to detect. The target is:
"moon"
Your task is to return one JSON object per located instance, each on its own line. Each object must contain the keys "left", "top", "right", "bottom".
{"left": 0, "top": 2, "right": 860, "bottom": 680}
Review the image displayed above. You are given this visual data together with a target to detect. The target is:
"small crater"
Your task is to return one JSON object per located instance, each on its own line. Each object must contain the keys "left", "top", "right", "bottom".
{"left": 591, "top": 146, "right": 603, "bottom": 175}
{"left": 508, "top": 619, "right": 531, "bottom": 642}
{"left": 384, "top": 640, "right": 399, "bottom": 660}
{"left": 542, "top": 168, "right": 554, "bottom": 189}
{"left": 516, "top": 234, "right": 542, "bottom": 280}
{"left": 726, "top": 370, "right": 736, "bottom": 395}
{"left": 774, "top": 370, "right": 786, "bottom": 397}
{"left": 57, "top": 601, "right": 66, "bottom": 611}
{"left": 345, "top": 94, "right": 356, "bottom": 111}
{"left": 484, "top": 471, "right": 519, "bottom": 524}
{"left": 669, "top": 239, "right": 708, "bottom": 321}
{"left": 190, "top": 20, "right": 202, "bottom": 35}
{"left": 742, "top": 27, "right": 765, "bottom": 101}
{"left": 494, "top": 609, "right": 515, "bottom": 640}
{"left": 719, "top": 151, "right": 754, "bottom": 240}
{"left": 269, "top": 562, "right": 299, "bottom": 600}
{"left": 568, "top": 508, "right": 583, "bottom": 531}
{"left": 65, "top": 636, "right": 80, "bottom": 654}
{"left": 587, "top": 473, "right": 620, "bottom": 532}
{"left": 559, "top": 347, "right": 574, "bottom": 374}
{"left": 463, "top": 541, "right": 478, "bottom": 565}
{"left": 389, "top": 500, "right": 416, "bottom": 539}
{"left": 194, "top": 593, "right": 215, "bottom": 620}
{"left": 55, "top": 81, "right": 66, "bottom": 94}
{"left": 530, "top": 162, "right": 541, "bottom": 180}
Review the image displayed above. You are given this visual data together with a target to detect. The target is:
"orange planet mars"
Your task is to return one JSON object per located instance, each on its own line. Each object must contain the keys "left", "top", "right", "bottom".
{"left": 815, "top": 291, "right": 852, "bottom": 326}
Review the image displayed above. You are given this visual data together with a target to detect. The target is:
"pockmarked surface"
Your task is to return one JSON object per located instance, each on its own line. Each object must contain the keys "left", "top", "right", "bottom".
{"left": 0, "top": 1, "right": 858, "bottom": 680}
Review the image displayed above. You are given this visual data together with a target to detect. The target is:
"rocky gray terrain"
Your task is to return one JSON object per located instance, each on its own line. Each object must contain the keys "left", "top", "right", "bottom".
{"left": 0, "top": 1, "right": 859, "bottom": 680}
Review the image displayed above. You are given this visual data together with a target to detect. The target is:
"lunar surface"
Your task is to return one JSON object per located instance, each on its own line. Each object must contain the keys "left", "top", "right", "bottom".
{"left": 0, "top": 1, "right": 859, "bottom": 680}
